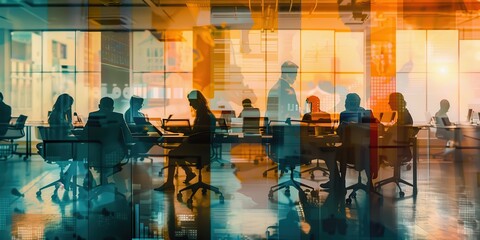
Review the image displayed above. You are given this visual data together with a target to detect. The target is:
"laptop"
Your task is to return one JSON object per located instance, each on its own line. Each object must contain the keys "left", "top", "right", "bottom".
{"left": 467, "top": 109, "right": 473, "bottom": 123}
{"left": 133, "top": 117, "right": 164, "bottom": 135}
{"left": 441, "top": 117, "right": 453, "bottom": 126}
{"left": 162, "top": 119, "right": 191, "bottom": 134}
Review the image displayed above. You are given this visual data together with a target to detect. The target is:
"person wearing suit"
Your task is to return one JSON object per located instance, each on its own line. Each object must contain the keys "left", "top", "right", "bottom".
{"left": 266, "top": 61, "right": 300, "bottom": 122}
{"left": 0, "top": 92, "right": 12, "bottom": 136}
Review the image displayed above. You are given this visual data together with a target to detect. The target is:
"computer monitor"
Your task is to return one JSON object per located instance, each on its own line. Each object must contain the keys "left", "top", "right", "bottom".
{"left": 340, "top": 111, "right": 362, "bottom": 123}
{"left": 467, "top": 109, "right": 473, "bottom": 122}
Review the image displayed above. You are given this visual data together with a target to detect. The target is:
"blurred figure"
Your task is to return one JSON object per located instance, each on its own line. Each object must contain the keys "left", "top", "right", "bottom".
{"left": 155, "top": 90, "right": 216, "bottom": 191}
{"left": 0, "top": 92, "right": 12, "bottom": 136}
{"left": 388, "top": 92, "right": 413, "bottom": 126}
{"left": 239, "top": 98, "right": 260, "bottom": 118}
{"left": 266, "top": 61, "right": 300, "bottom": 122}
{"left": 434, "top": 99, "right": 455, "bottom": 148}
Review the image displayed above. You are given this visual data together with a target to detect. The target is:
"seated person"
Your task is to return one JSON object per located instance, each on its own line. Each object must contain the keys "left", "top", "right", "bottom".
{"left": 239, "top": 99, "right": 261, "bottom": 134}
{"left": 381, "top": 92, "right": 414, "bottom": 165}
{"left": 434, "top": 99, "right": 455, "bottom": 146}
{"left": 322, "top": 93, "right": 366, "bottom": 189}
{"left": 81, "top": 97, "right": 133, "bottom": 187}
{"left": 155, "top": 90, "right": 216, "bottom": 191}
{"left": 124, "top": 96, "right": 148, "bottom": 134}
{"left": 0, "top": 92, "right": 12, "bottom": 136}
{"left": 302, "top": 95, "right": 331, "bottom": 135}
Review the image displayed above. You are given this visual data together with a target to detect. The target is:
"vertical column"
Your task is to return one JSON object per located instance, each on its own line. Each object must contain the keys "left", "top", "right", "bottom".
{"left": 369, "top": 1, "right": 398, "bottom": 114}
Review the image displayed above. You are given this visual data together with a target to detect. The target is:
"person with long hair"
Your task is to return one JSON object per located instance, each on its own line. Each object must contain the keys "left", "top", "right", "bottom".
{"left": 155, "top": 90, "right": 216, "bottom": 191}
{"left": 48, "top": 93, "right": 74, "bottom": 138}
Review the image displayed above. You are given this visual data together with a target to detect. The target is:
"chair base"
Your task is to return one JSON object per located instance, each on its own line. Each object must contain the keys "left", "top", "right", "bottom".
{"left": 268, "top": 167, "right": 314, "bottom": 199}
{"left": 177, "top": 180, "right": 224, "bottom": 208}
{"left": 301, "top": 159, "right": 329, "bottom": 180}
{"left": 375, "top": 176, "right": 414, "bottom": 198}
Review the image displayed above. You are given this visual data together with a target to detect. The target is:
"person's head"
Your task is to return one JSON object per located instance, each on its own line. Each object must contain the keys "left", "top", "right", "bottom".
{"left": 0, "top": 92, "right": 3, "bottom": 102}
{"left": 99, "top": 97, "right": 114, "bottom": 112}
{"left": 53, "top": 93, "right": 74, "bottom": 113}
{"left": 280, "top": 61, "right": 299, "bottom": 85}
{"left": 130, "top": 96, "right": 144, "bottom": 111}
{"left": 242, "top": 98, "right": 252, "bottom": 108}
{"left": 388, "top": 92, "right": 406, "bottom": 111}
{"left": 306, "top": 95, "right": 320, "bottom": 112}
{"left": 345, "top": 93, "right": 361, "bottom": 111}
{"left": 440, "top": 99, "right": 450, "bottom": 112}
{"left": 187, "top": 90, "right": 208, "bottom": 111}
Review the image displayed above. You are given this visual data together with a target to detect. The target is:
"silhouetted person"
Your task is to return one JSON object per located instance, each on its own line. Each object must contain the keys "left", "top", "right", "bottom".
{"left": 322, "top": 93, "right": 366, "bottom": 189}
{"left": 84, "top": 97, "right": 133, "bottom": 158}
{"left": 266, "top": 61, "right": 300, "bottom": 122}
{"left": 383, "top": 92, "right": 414, "bottom": 165}
{"left": 82, "top": 97, "right": 133, "bottom": 187}
{"left": 434, "top": 99, "right": 455, "bottom": 147}
{"left": 48, "top": 93, "right": 74, "bottom": 139}
{"left": 0, "top": 92, "right": 12, "bottom": 136}
{"left": 125, "top": 96, "right": 148, "bottom": 126}
{"left": 302, "top": 95, "right": 329, "bottom": 121}
{"left": 155, "top": 90, "right": 216, "bottom": 191}
{"left": 239, "top": 99, "right": 261, "bottom": 134}
{"left": 239, "top": 98, "right": 260, "bottom": 118}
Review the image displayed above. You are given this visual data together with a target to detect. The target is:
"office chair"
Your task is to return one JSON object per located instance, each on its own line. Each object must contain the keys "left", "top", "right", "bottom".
{"left": 300, "top": 120, "right": 333, "bottom": 180}
{"left": 431, "top": 117, "right": 455, "bottom": 159}
{"left": 267, "top": 124, "right": 315, "bottom": 199}
{"left": 375, "top": 125, "right": 420, "bottom": 197}
{"left": 80, "top": 118, "right": 131, "bottom": 204}
{"left": 175, "top": 132, "right": 224, "bottom": 208}
{"left": 0, "top": 115, "right": 28, "bottom": 161}
{"left": 209, "top": 118, "right": 235, "bottom": 169}
{"left": 341, "top": 123, "right": 382, "bottom": 205}
{"left": 36, "top": 126, "right": 80, "bottom": 199}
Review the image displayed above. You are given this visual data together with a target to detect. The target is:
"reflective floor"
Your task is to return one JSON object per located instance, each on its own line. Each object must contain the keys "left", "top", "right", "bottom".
{"left": 0, "top": 142, "right": 479, "bottom": 239}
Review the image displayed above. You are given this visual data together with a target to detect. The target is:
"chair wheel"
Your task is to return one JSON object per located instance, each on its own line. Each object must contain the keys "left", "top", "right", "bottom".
{"left": 36, "top": 191, "right": 41, "bottom": 197}
{"left": 202, "top": 189, "right": 207, "bottom": 195}
{"left": 346, "top": 198, "right": 352, "bottom": 205}
{"left": 187, "top": 199, "right": 193, "bottom": 208}
{"left": 284, "top": 189, "right": 290, "bottom": 196}
{"left": 406, "top": 164, "right": 412, "bottom": 171}
{"left": 220, "top": 163, "right": 225, "bottom": 167}
{"left": 177, "top": 193, "right": 183, "bottom": 202}
{"left": 268, "top": 191, "right": 273, "bottom": 199}
{"left": 219, "top": 195, "right": 224, "bottom": 204}
{"left": 158, "top": 171, "right": 163, "bottom": 176}
{"left": 351, "top": 192, "right": 357, "bottom": 199}
{"left": 399, "top": 191, "right": 405, "bottom": 198}
{"left": 310, "top": 174, "right": 315, "bottom": 180}
{"left": 263, "top": 172, "right": 267, "bottom": 178}
{"left": 323, "top": 172, "right": 328, "bottom": 176}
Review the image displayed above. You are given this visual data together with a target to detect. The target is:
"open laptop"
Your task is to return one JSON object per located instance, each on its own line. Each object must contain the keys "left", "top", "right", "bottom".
{"left": 162, "top": 119, "right": 191, "bottom": 134}
{"left": 134, "top": 117, "right": 163, "bottom": 135}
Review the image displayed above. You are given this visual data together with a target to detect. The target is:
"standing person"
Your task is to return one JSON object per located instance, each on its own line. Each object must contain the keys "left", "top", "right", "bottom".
{"left": 155, "top": 90, "right": 216, "bottom": 191}
{"left": 266, "top": 61, "right": 300, "bottom": 122}
{"left": 0, "top": 92, "right": 12, "bottom": 136}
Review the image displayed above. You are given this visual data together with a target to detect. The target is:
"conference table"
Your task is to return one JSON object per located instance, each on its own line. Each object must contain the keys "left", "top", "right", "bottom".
{"left": 433, "top": 123, "right": 480, "bottom": 161}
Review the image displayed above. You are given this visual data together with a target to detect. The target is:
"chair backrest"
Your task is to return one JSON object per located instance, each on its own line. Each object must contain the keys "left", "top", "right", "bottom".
{"left": 269, "top": 124, "right": 302, "bottom": 166}
{"left": 341, "top": 123, "right": 382, "bottom": 171}
{"left": 37, "top": 126, "right": 75, "bottom": 162}
{"left": 81, "top": 115, "right": 127, "bottom": 168}
{"left": 13, "top": 115, "right": 27, "bottom": 129}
